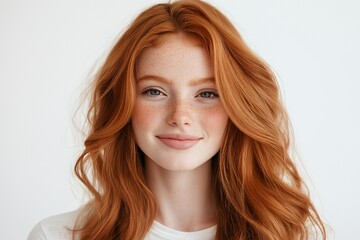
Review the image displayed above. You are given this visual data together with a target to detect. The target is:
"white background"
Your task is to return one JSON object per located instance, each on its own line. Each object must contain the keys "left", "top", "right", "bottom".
{"left": 1, "top": 0, "right": 359, "bottom": 239}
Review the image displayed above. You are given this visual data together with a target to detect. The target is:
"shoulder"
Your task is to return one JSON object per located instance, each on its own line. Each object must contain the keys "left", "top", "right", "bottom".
{"left": 27, "top": 208, "right": 82, "bottom": 240}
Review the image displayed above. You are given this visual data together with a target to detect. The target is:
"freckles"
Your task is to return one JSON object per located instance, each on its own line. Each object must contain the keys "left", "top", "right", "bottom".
{"left": 133, "top": 102, "right": 161, "bottom": 129}
{"left": 200, "top": 106, "right": 228, "bottom": 132}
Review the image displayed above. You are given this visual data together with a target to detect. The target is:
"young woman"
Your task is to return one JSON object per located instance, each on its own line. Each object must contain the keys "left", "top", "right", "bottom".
{"left": 28, "top": 0, "right": 327, "bottom": 239}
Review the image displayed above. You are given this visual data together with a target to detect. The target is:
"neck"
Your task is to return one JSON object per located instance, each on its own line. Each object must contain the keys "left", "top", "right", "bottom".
{"left": 145, "top": 158, "right": 217, "bottom": 232}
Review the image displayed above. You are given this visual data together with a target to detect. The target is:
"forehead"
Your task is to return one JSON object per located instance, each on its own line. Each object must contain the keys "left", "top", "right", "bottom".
{"left": 136, "top": 34, "right": 213, "bottom": 81}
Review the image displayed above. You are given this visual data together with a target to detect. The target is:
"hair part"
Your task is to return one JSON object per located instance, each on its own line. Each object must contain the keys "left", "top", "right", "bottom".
{"left": 74, "top": 0, "right": 326, "bottom": 239}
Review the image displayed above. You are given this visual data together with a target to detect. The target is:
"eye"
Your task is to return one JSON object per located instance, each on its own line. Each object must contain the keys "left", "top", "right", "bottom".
{"left": 142, "top": 88, "right": 165, "bottom": 96}
{"left": 197, "top": 91, "right": 218, "bottom": 99}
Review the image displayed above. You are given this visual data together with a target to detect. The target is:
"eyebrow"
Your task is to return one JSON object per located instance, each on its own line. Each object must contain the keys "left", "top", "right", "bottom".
{"left": 137, "top": 75, "right": 215, "bottom": 87}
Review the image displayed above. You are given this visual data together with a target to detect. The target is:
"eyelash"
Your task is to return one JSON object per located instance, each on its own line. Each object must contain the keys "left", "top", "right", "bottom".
{"left": 141, "top": 88, "right": 218, "bottom": 99}
{"left": 198, "top": 91, "right": 218, "bottom": 98}
{"left": 142, "top": 88, "right": 166, "bottom": 97}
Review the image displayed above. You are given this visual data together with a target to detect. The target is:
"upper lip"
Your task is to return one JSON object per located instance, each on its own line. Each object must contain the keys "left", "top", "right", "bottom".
{"left": 156, "top": 134, "right": 202, "bottom": 140}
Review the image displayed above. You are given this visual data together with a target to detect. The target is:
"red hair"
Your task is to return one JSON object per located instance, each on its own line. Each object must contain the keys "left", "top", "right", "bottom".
{"left": 74, "top": 0, "right": 326, "bottom": 239}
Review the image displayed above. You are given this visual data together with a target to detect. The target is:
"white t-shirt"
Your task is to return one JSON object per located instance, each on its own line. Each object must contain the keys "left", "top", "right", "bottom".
{"left": 27, "top": 209, "right": 217, "bottom": 240}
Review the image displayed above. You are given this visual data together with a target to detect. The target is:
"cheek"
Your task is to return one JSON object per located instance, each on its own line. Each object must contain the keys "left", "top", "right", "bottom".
{"left": 132, "top": 102, "right": 162, "bottom": 132}
{"left": 200, "top": 106, "right": 228, "bottom": 135}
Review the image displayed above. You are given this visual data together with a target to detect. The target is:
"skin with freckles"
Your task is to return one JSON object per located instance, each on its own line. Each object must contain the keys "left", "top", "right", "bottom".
{"left": 132, "top": 34, "right": 228, "bottom": 171}
{"left": 131, "top": 33, "right": 228, "bottom": 231}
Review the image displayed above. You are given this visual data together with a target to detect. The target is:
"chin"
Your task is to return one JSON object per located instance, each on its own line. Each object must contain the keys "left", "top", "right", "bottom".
{"left": 148, "top": 155, "right": 212, "bottom": 172}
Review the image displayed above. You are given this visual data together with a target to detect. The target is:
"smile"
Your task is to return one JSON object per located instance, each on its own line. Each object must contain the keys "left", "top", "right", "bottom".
{"left": 156, "top": 134, "right": 202, "bottom": 150}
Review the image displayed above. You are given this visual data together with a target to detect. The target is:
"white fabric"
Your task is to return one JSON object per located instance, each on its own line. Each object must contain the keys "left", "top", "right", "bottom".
{"left": 27, "top": 209, "right": 217, "bottom": 240}
{"left": 145, "top": 221, "right": 216, "bottom": 240}
{"left": 27, "top": 210, "right": 79, "bottom": 240}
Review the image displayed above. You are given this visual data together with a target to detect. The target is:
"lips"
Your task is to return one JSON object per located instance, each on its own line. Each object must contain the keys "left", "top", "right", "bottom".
{"left": 156, "top": 134, "right": 202, "bottom": 150}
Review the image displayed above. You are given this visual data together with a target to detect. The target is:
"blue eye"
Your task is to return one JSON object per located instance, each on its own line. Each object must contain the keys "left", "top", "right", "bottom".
{"left": 143, "top": 88, "right": 163, "bottom": 96}
{"left": 198, "top": 91, "right": 218, "bottom": 98}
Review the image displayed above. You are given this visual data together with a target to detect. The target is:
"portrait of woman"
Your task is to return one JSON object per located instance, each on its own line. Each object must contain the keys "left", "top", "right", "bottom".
{"left": 24, "top": 0, "right": 328, "bottom": 239}
{"left": 6, "top": 0, "right": 360, "bottom": 239}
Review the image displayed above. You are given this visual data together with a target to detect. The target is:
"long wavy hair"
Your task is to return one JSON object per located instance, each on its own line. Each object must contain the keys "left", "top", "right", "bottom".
{"left": 73, "top": 0, "right": 326, "bottom": 239}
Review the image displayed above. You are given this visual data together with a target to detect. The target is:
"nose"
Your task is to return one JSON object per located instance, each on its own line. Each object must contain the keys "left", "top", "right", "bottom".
{"left": 166, "top": 98, "right": 192, "bottom": 127}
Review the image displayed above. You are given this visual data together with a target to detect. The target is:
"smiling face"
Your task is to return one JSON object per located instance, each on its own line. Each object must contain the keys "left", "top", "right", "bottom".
{"left": 131, "top": 34, "right": 228, "bottom": 171}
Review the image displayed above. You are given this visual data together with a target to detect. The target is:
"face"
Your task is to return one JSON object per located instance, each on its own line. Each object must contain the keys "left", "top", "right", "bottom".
{"left": 132, "top": 34, "right": 228, "bottom": 171}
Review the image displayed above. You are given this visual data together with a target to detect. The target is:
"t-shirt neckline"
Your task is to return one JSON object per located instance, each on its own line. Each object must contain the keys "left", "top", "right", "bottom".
{"left": 149, "top": 220, "right": 217, "bottom": 239}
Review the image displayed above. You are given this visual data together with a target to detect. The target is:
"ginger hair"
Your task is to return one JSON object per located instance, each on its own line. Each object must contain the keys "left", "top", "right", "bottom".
{"left": 74, "top": 0, "right": 326, "bottom": 239}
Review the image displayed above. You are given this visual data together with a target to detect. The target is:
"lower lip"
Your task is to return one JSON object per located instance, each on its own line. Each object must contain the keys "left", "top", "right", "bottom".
{"left": 157, "top": 137, "right": 201, "bottom": 150}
